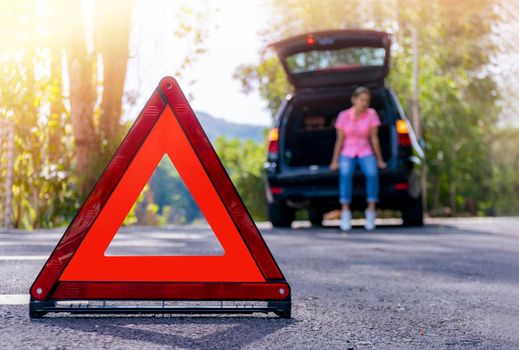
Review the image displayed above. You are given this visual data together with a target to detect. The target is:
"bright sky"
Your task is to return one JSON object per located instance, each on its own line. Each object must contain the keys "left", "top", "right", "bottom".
{"left": 125, "top": 0, "right": 273, "bottom": 126}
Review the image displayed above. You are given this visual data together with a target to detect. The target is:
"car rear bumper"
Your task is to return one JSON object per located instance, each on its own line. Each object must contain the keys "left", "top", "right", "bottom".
{"left": 266, "top": 171, "right": 415, "bottom": 211}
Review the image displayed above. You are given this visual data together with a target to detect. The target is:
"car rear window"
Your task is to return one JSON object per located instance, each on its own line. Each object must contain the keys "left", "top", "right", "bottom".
{"left": 285, "top": 47, "right": 386, "bottom": 74}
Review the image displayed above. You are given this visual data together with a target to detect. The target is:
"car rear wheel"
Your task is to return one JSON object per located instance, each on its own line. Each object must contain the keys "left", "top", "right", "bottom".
{"left": 307, "top": 208, "right": 323, "bottom": 227}
{"left": 401, "top": 194, "right": 424, "bottom": 226}
{"left": 268, "top": 201, "right": 295, "bottom": 228}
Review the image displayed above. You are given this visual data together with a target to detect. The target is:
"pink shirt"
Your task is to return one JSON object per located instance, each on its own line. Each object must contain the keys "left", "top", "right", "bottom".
{"left": 335, "top": 107, "right": 381, "bottom": 158}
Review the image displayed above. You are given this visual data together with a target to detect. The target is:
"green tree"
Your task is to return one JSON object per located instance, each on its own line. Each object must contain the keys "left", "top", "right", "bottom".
{"left": 488, "top": 128, "right": 519, "bottom": 215}
{"left": 0, "top": 1, "right": 211, "bottom": 229}
{"left": 214, "top": 136, "right": 268, "bottom": 221}
{"left": 0, "top": 0, "right": 77, "bottom": 228}
{"left": 123, "top": 136, "right": 268, "bottom": 225}
{"left": 234, "top": 0, "right": 504, "bottom": 215}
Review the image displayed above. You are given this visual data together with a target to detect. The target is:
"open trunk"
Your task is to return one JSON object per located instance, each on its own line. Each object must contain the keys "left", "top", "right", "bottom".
{"left": 281, "top": 89, "right": 395, "bottom": 170}
{"left": 269, "top": 30, "right": 391, "bottom": 90}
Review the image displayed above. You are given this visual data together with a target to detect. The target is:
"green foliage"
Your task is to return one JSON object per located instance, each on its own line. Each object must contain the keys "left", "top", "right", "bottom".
{"left": 214, "top": 136, "right": 268, "bottom": 221}
{"left": 119, "top": 138, "right": 268, "bottom": 225}
{"left": 0, "top": 1, "right": 210, "bottom": 229}
{"left": 234, "top": 0, "right": 515, "bottom": 216}
{"left": 487, "top": 128, "right": 519, "bottom": 215}
{"left": 1, "top": 1, "right": 78, "bottom": 229}
{"left": 389, "top": 0, "right": 500, "bottom": 215}
{"left": 149, "top": 157, "right": 201, "bottom": 224}
{"left": 121, "top": 158, "right": 203, "bottom": 226}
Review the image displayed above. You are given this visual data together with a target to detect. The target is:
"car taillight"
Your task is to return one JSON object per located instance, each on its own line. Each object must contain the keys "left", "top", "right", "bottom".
{"left": 395, "top": 182, "right": 409, "bottom": 190}
{"left": 397, "top": 119, "right": 411, "bottom": 146}
{"left": 270, "top": 187, "right": 283, "bottom": 195}
{"left": 306, "top": 35, "right": 315, "bottom": 45}
{"left": 268, "top": 128, "right": 279, "bottom": 154}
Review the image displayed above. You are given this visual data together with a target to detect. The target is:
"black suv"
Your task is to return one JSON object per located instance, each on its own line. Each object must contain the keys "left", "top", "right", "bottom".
{"left": 264, "top": 30, "right": 425, "bottom": 227}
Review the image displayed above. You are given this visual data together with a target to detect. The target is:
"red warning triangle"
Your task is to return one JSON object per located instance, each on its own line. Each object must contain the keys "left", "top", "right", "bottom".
{"left": 30, "top": 77, "right": 290, "bottom": 309}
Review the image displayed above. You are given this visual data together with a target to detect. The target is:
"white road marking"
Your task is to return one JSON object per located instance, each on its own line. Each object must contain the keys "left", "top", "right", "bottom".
{"left": 0, "top": 241, "right": 189, "bottom": 247}
{"left": 109, "top": 241, "right": 187, "bottom": 247}
{"left": 141, "top": 232, "right": 210, "bottom": 239}
{"left": 0, "top": 242, "right": 56, "bottom": 246}
{"left": 0, "top": 256, "right": 47, "bottom": 260}
{"left": 0, "top": 294, "right": 29, "bottom": 305}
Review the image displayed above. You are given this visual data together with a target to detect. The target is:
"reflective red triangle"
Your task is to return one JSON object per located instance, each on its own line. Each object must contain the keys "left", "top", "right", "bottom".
{"left": 30, "top": 77, "right": 289, "bottom": 302}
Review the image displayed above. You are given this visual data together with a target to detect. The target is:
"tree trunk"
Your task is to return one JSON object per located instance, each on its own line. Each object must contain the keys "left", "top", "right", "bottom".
{"left": 48, "top": 48, "right": 64, "bottom": 163}
{"left": 432, "top": 174, "right": 441, "bottom": 211}
{"left": 62, "top": 0, "right": 98, "bottom": 197}
{"left": 95, "top": 0, "right": 134, "bottom": 155}
{"left": 450, "top": 181, "right": 456, "bottom": 216}
{"left": 48, "top": 0, "right": 67, "bottom": 164}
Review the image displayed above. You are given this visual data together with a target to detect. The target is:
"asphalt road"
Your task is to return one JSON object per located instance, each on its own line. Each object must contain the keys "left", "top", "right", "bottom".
{"left": 1, "top": 217, "right": 518, "bottom": 349}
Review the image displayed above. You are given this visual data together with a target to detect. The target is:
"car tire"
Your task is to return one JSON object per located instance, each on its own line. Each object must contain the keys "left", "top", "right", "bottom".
{"left": 307, "top": 208, "right": 323, "bottom": 227}
{"left": 268, "top": 201, "right": 295, "bottom": 228}
{"left": 401, "top": 194, "right": 424, "bottom": 227}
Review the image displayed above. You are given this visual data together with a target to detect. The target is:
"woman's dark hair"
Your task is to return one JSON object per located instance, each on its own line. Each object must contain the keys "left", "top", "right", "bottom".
{"left": 352, "top": 86, "right": 371, "bottom": 98}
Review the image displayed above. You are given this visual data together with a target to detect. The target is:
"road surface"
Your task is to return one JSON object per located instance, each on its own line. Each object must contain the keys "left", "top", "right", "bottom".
{"left": 1, "top": 217, "right": 518, "bottom": 349}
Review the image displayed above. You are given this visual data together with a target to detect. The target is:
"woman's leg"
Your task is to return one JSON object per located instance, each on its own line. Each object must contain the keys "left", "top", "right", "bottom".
{"left": 358, "top": 155, "right": 379, "bottom": 208}
{"left": 358, "top": 155, "right": 379, "bottom": 230}
{"left": 339, "top": 156, "right": 356, "bottom": 231}
{"left": 339, "top": 156, "right": 356, "bottom": 209}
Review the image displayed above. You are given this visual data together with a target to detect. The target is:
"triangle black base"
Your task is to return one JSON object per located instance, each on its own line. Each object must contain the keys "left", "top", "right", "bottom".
{"left": 29, "top": 298, "right": 291, "bottom": 319}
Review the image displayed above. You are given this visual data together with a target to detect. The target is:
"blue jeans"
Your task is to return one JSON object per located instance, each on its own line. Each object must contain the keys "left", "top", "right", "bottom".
{"left": 339, "top": 155, "right": 379, "bottom": 204}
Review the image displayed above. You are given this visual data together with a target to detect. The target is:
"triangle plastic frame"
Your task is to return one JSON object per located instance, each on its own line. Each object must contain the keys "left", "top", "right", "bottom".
{"left": 29, "top": 77, "right": 291, "bottom": 318}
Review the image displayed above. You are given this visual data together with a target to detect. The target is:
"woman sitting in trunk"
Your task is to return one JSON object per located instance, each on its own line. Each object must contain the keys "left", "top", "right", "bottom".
{"left": 330, "top": 87, "right": 386, "bottom": 231}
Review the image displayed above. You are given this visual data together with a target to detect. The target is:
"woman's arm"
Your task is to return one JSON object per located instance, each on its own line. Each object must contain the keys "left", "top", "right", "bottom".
{"left": 370, "top": 127, "right": 387, "bottom": 169}
{"left": 330, "top": 129, "right": 344, "bottom": 170}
